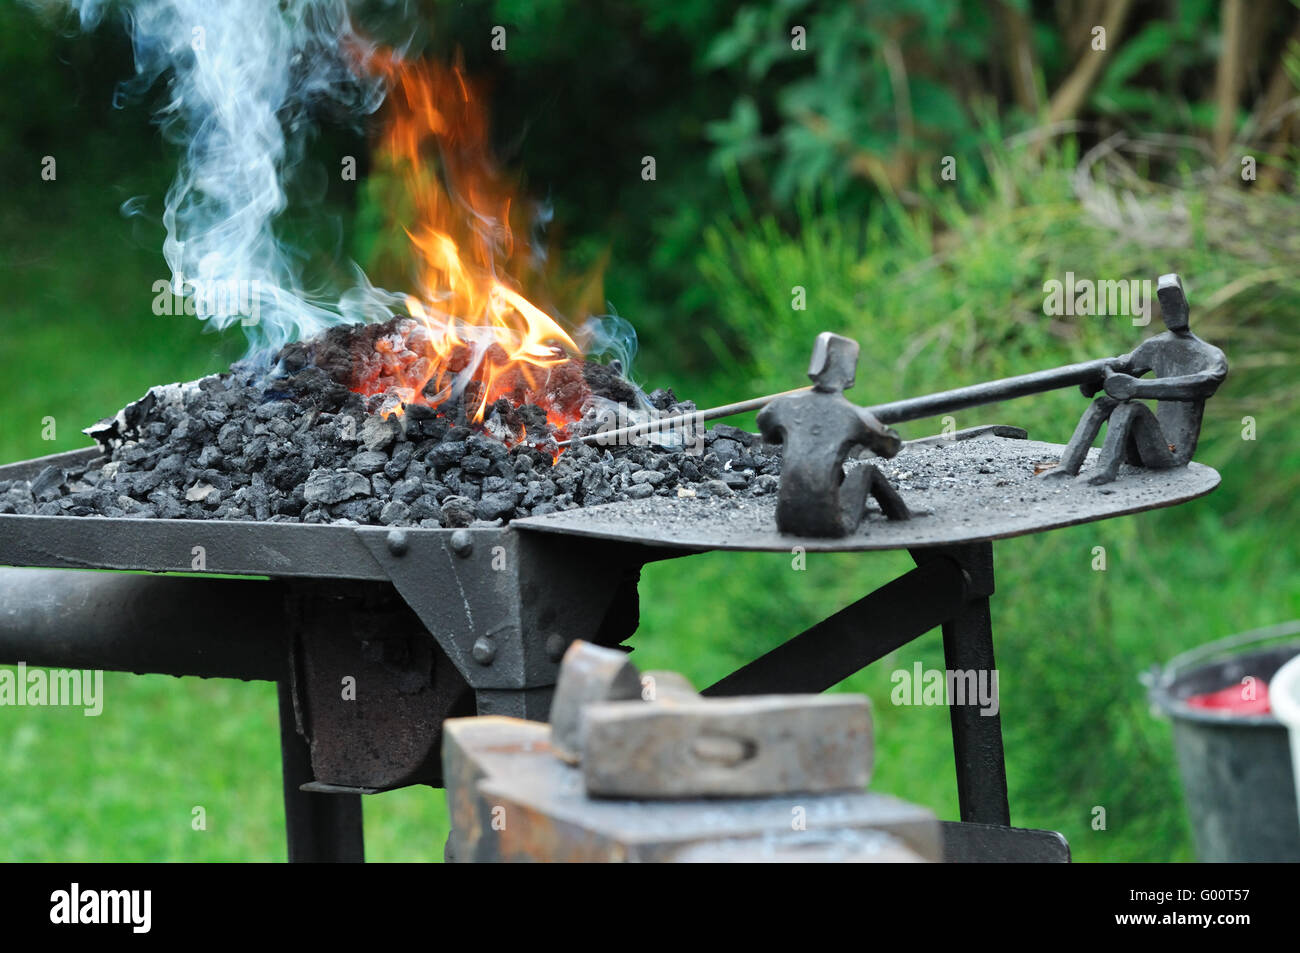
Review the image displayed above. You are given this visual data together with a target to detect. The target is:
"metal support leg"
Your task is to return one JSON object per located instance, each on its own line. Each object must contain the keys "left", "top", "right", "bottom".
{"left": 277, "top": 681, "right": 365, "bottom": 863}
{"left": 921, "top": 543, "right": 1011, "bottom": 826}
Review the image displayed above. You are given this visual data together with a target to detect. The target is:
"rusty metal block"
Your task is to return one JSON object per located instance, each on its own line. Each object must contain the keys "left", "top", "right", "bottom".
{"left": 443, "top": 716, "right": 555, "bottom": 864}
{"left": 441, "top": 715, "right": 937, "bottom": 863}
{"left": 581, "top": 694, "right": 872, "bottom": 798}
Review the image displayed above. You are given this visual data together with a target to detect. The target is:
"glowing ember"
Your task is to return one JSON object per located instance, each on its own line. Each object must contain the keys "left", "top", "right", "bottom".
{"left": 357, "top": 52, "right": 589, "bottom": 434}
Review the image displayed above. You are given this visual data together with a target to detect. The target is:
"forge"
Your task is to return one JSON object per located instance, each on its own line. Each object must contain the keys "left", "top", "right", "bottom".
{"left": 0, "top": 292, "right": 1224, "bottom": 862}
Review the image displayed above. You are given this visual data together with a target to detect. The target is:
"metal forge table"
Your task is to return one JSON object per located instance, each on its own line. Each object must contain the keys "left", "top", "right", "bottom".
{"left": 0, "top": 432, "right": 1220, "bottom": 861}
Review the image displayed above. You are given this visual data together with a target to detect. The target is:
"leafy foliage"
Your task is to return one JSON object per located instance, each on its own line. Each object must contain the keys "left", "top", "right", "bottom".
{"left": 704, "top": 0, "right": 992, "bottom": 201}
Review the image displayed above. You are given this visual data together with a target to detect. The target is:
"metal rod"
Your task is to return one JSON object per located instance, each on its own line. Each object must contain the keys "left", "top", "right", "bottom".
{"left": 559, "top": 387, "right": 810, "bottom": 447}
{"left": 865, "top": 357, "right": 1112, "bottom": 425}
{"left": 278, "top": 680, "right": 365, "bottom": 863}
{"left": 563, "top": 357, "right": 1111, "bottom": 447}
{"left": 0, "top": 569, "right": 287, "bottom": 680}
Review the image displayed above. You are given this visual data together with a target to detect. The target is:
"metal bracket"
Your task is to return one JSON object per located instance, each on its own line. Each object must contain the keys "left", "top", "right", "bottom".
{"left": 356, "top": 526, "right": 644, "bottom": 704}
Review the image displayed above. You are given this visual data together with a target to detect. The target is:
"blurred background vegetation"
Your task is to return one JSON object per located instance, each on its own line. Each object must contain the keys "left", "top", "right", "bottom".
{"left": 1, "top": 0, "right": 1298, "bottom": 861}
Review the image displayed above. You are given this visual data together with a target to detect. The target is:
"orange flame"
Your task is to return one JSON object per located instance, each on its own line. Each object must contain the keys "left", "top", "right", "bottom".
{"left": 356, "top": 52, "right": 587, "bottom": 435}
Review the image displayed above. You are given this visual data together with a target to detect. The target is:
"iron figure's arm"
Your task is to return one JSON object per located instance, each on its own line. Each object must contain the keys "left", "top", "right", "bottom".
{"left": 1082, "top": 352, "right": 1142, "bottom": 397}
{"left": 1129, "top": 348, "right": 1228, "bottom": 401}
{"left": 854, "top": 408, "right": 902, "bottom": 458}
{"left": 1098, "top": 341, "right": 1163, "bottom": 399}
{"left": 1110, "top": 343, "right": 1153, "bottom": 377}
{"left": 756, "top": 403, "right": 783, "bottom": 444}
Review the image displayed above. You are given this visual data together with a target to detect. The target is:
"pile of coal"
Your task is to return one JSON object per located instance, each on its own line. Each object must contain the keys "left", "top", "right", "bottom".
{"left": 0, "top": 325, "right": 783, "bottom": 528}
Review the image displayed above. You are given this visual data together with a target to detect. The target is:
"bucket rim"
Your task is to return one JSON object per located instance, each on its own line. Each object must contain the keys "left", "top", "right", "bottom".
{"left": 1145, "top": 620, "right": 1300, "bottom": 726}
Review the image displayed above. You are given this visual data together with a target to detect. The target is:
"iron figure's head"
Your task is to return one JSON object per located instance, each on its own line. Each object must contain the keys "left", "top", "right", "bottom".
{"left": 808, "top": 332, "right": 859, "bottom": 392}
{"left": 1157, "top": 273, "right": 1190, "bottom": 332}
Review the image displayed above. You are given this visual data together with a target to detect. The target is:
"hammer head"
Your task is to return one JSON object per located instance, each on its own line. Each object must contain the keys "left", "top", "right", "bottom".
{"left": 1157, "top": 273, "right": 1189, "bottom": 332}
{"left": 549, "top": 640, "right": 642, "bottom": 765}
{"left": 808, "top": 332, "right": 859, "bottom": 392}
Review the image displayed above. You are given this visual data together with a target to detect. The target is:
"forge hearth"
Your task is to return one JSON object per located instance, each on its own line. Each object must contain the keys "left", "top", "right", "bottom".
{"left": 0, "top": 319, "right": 780, "bottom": 528}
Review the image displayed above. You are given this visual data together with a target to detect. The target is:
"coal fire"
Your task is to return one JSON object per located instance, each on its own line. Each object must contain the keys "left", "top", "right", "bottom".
{"left": 0, "top": 324, "right": 782, "bottom": 527}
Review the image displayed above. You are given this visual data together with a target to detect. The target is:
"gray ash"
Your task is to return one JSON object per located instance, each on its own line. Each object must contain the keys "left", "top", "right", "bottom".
{"left": 0, "top": 322, "right": 783, "bottom": 527}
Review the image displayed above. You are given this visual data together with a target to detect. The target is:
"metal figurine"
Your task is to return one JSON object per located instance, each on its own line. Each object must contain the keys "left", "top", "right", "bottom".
{"left": 758, "top": 333, "right": 910, "bottom": 537}
{"left": 1043, "top": 273, "right": 1228, "bottom": 485}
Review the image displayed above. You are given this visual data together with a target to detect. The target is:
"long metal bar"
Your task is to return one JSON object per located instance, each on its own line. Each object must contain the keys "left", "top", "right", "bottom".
{"left": 560, "top": 387, "right": 811, "bottom": 447}
{"left": 866, "top": 358, "right": 1112, "bottom": 425}
{"left": 277, "top": 681, "right": 365, "bottom": 863}
{"left": 566, "top": 357, "right": 1112, "bottom": 447}
{"left": 0, "top": 512, "right": 402, "bottom": 580}
{"left": 0, "top": 568, "right": 286, "bottom": 680}
{"left": 702, "top": 556, "right": 968, "bottom": 697}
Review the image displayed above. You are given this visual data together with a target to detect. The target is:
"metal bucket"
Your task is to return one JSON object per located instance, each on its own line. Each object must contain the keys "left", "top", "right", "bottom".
{"left": 1145, "top": 621, "right": 1300, "bottom": 862}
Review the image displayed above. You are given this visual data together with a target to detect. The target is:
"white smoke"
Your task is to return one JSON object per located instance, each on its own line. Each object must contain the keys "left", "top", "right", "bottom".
{"left": 68, "top": 0, "right": 389, "bottom": 353}
{"left": 578, "top": 312, "right": 639, "bottom": 374}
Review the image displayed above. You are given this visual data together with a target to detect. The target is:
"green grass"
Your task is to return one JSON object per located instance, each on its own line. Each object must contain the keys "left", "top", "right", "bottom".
{"left": 1, "top": 141, "right": 1297, "bottom": 861}
{"left": 0, "top": 673, "right": 449, "bottom": 861}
